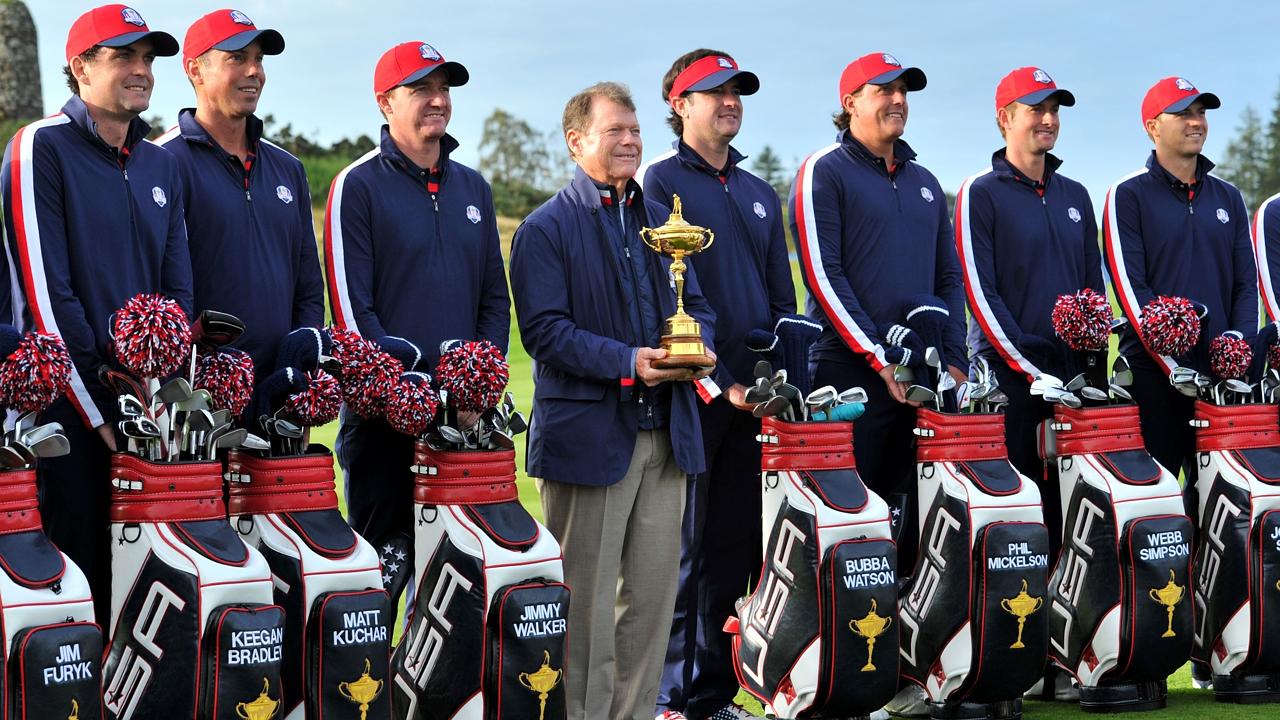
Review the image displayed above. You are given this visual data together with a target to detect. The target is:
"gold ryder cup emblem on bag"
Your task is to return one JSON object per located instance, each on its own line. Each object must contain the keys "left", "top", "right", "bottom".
{"left": 849, "top": 597, "right": 893, "bottom": 672}
{"left": 639, "top": 195, "right": 716, "bottom": 369}
{"left": 1000, "top": 578, "right": 1043, "bottom": 649}
{"left": 236, "top": 678, "right": 280, "bottom": 720}
{"left": 68, "top": 699, "right": 78, "bottom": 720}
{"left": 339, "top": 657, "right": 384, "bottom": 720}
{"left": 1148, "top": 569, "right": 1185, "bottom": 638}
{"left": 518, "top": 649, "right": 563, "bottom": 720}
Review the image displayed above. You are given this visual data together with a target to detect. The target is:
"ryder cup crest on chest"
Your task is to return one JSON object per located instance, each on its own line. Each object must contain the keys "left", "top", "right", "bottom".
{"left": 275, "top": 185, "right": 293, "bottom": 204}
{"left": 753, "top": 201, "right": 767, "bottom": 219}
{"left": 1217, "top": 207, "right": 1230, "bottom": 224}
{"left": 920, "top": 186, "right": 935, "bottom": 203}
{"left": 1068, "top": 207, "right": 1081, "bottom": 223}
{"left": 152, "top": 186, "right": 167, "bottom": 207}
{"left": 466, "top": 204, "right": 481, "bottom": 224}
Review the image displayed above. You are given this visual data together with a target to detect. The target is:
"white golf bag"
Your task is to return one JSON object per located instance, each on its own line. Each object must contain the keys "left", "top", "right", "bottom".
{"left": 1039, "top": 405, "right": 1193, "bottom": 712}
{"left": 1190, "top": 400, "right": 1280, "bottom": 702}
{"left": 227, "top": 447, "right": 392, "bottom": 719}
{"left": 0, "top": 468, "right": 101, "bottom": 719}
{"left": 103, "top": 454, "right": 284, "bottom": 720}
{"left": 899, "top": 410, "right": 1049, "bottom": 718}
{"left": 391, "top": 444, "right": 568, "bottom": 720}
{"left": 729, "top": 416, "right": 898, "bottom": 719}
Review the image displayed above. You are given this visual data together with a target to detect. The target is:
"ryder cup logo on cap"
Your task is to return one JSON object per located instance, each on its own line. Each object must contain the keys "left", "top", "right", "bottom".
{"left": 1068, "top": 207, "right": 1081, "bottom": 223}
{"left": 1176, "top": 78, "right": 1195, "bottom": 91}
{"left": 420, "top": 43, "right": 441, "bottom": 61}
{"left": 121, "top": 7, "right": 145, "bottom": 26}
{"left": 1217, "top": 208, "right": 1230, "bottom": 224}
{"left": 1033, "top": 69, "right": 1052, "bottom": 84}
{"left": 276, "top": 185, "right": 293, "bottom": 204}
{"left": 920, "top": 187, "right": 935, "bottom": 203}
{"left": 152, "top": 187, "right": 167, "bottom": 207}
{"left": 717, "top": 57, "right": 733, "bottom": 69}
{"left": 467, "top": 205, "right": 481, "bottom": 224}
{"left": 229, "top": 9, "right": 254, "bottom": 25}
{"left": 753, "top": 201, "right": 767, "bottom": 219}
{"left": 882, "top": 53, "right": 901, "bottom": 67}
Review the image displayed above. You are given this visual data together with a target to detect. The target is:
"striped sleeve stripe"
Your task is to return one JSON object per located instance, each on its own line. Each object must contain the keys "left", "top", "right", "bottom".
{"left": 1254, "top": 192, "right": 1280, "bottom": 322}
{"left": 1103, "top": 169, "right": 1176, "bottom": 374}
{"left": 793, "top": 144, "right": 888, "bottom": 370}
{"left": 152, "top": 126, "right": 181, "bottom": 146}
{"left": 954, "top": 168, "right": 1040, "bottom": 380}
{"left": 634, "top": 147, "right": 675, "bottom": 189}
{"left": 8, "top": 115, "right": 103, "bottom": 427}
{"left": 694, "top": 376, "right": 721, "bottom": 404}
{"left": 323, "top": 148, "right": 379, "bottom": 333}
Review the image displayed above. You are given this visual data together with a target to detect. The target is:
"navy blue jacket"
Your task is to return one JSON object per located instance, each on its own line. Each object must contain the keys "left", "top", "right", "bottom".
{"left": 157, "top": 110, "right": 324, "bottom": 372}
{"left": 1253, "top": 191, "right": 1280, "bottom": 321}
{"left": 789, "top": 131, "right": 966, "bottom": 371}
{"left": 956, "top": 150, "right": 1103, "bottom": 379}
{"left": 1, "top": 96, "right": 193, "bottom": 428}
{"left": 638, "top": 140, "right": 795, "bottom": 390}
{"left": 510, "top": 168, "right": 716, "bottom": 486}
{"left": 1104, "top": 152, "right": 1256, "bottom": 373}
{"left": 324, "top": 128, "right": 509, "bottom": 369}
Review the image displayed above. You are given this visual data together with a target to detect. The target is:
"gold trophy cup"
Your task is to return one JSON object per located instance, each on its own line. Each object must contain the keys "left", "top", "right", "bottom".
{"left": 1148, "top": 569, "right": 1185, "bottom": 638}
{"left": 639, "top": 195, "right": 716, "bottom": 369}
{"left": 518, "top": 649, "right": 563, "bottom": 720}
{"left": 236, "top": 678, "right": 280, "bottom": 720}
{"left": 338, "top": 657, "right": 385, "bottom": 720}
{"left": 1000, "top": 578, "right": 1044, "bottom": 649}
{"left": 848, "top": 597, "right": 893, "bottom": 672}
{"left": 68, "top": 699, "right": 79, "bottom": 720}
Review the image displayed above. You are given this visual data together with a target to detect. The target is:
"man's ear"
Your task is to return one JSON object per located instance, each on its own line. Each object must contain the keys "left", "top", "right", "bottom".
{"left": 565, "top": 129, "right": 582, "bottom": 160}
{"left": 69, "top": 54, "right": 91, "bottom": 89}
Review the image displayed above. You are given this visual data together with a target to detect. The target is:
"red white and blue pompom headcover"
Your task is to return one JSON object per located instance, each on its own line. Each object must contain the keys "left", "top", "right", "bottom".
{"left": 1140, "top": 296, "right": 1200, "bottom": 357}
{"left": 385, "top": 371, "right": 440, "bottom": 437}
{"left": 285, "top": 370, "right": 342, "bottom": 426}
{"left": 1052, "top": 289, "right": 1113, "bottom": 351}
{"left": 436, "top": 339, "right": 509, "bottom": 412}
{"left": 0, "top": 331, "right": 73, "bottom": 414}
{"left": 1209, "top": 332, "right": 1252, "bottom": 380}
{"left": 112, "top": 293, "right": 191, "bottom": 377}
{"left": 325, "top": 327, "right": 403, "bottom": 417}
{"left": 195, "top": 348, "right": 255, "bottom": 416}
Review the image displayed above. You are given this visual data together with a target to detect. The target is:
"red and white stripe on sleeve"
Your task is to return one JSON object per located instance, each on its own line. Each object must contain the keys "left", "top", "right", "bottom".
{"left": 1253, "top": 191, "right": 1280, "bottom": 322}
{"left": 323, "top": 148, "right": 379, "bottom": 334}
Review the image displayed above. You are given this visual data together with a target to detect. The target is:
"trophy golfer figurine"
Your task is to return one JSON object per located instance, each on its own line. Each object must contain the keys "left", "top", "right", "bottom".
{"left": 640, "top": 195, "right": 716, "bottom": 368}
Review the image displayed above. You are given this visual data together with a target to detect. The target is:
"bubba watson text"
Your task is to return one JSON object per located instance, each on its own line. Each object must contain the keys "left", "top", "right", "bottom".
{"left": 334, "top": 609, "right": 388, "bottom": 647}
{"left": 988, "top": 542, "right": 1049, "bottom": 571}
{"left": 228, "top": 627, "right": 283, "bottom": 665}
{"left": 515, "top": 602, "right": 566, "bottom": 638}
{"left": 45, "top": 643, "right": 93, "bottom": 685}
{"left": 1142, "top": 530, "right": 1190, "bottom": 561}
{"left": 844, "top": 556, "right": 895, "bottom": 589}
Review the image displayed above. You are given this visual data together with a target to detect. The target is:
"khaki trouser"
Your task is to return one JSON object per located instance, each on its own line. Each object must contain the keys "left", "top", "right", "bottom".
{"left": 539, "top": 430, "right": 686, "bottom": 720}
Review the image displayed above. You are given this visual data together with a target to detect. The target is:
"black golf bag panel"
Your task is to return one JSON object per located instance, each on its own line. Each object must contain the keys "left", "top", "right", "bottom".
{"left": 1043, "top": 405, "right": 1193, "bottom": 694}
{"left": 900, "top": 410, "right": 1050, "bottom": 706}
{"left": 0, "top": 468, "right": 100, "bottom": 719}
{"left": 1191, "top": 401, "right": 1280, "bottom": 689}
{"left": 730, "top": 417, "right": 898, "bottom": 718}
{"left": 103, "top": 454, "right": 283, "bottom": 720}
{"left": 226, "top": 448, "right": 390, "bottom": 720}
{"left": 392, "top": 445, "right": 568, "bottom": 720}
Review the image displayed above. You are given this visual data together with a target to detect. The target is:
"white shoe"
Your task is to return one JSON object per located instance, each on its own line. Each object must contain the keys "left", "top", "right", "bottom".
{"left": 870, "top": 709, "right": 892, "bottom": 720}
{"left": 883, "top": 684, "right": 930, "bottom": 718}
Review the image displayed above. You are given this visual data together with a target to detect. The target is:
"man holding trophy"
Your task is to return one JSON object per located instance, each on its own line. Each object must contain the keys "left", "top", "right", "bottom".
{"left": 509, "top": 81, "right": 718, "bottom": 720}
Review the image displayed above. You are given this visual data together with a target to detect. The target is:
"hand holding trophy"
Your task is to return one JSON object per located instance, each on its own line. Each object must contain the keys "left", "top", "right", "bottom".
{"left": 639, "top": 195, "right": 716, "bottom": 369}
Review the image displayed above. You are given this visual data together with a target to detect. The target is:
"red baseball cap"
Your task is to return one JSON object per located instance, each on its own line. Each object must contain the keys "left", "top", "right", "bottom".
{"left": 182, "top": 9, "right": 284, "bottom": 64}
{"left": 1141, "top": 77, "right": 1221, "bottom": 126}
{"left": 995, "top": 67, "right": 1075, "bottom": 110}
{"left": 374, "top": 41, "right": 469, "bottom": 95}
{"left": 668, "top": 54, "right": 760, "bottom": 101}
{"left": 65, "top": 4, "right": 178, "bottom": 62}
{"left": 839, "top": 52, "right": 926, "bottom": 100}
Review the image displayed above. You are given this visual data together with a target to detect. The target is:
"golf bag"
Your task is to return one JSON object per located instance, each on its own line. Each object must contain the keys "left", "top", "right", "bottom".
{"left": 729, "top": 416, "right": 898, "bottom": 719}
{"left": 1039, "top": 404, "right": 1193, "bottom": 711}
{"left": 0, "top": 468, "right": 102, "bottom": 719}
{"left": 227, "top": 447, "right": 391, "bottom": 719}
{"left": 898, "top": 410, "right": 1049, "bottom": 719}
{"left": 1190, "top": 401, "right": 1280, "bottom": 702}
{"left": 391, "top": 444, "right": 568, "bottom": 720}
{"left": 103, "top": 454, "right": 284, "bottom": 720}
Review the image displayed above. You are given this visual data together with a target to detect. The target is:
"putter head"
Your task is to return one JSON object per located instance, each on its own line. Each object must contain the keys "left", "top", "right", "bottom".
{"left": 753, "top": 360, "right": 773, "bottom": 380}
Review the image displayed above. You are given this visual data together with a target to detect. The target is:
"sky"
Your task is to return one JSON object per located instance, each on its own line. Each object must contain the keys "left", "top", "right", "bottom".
{"left": 30, "top": 0, "right": 1280, "bottom": 216}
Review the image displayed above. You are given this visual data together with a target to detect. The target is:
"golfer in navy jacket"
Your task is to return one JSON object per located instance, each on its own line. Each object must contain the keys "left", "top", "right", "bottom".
{"left": 510, "top": 81, "right": 716, "bottom": 720}
{"left": 791, "top": 52, "right": 966, "bottom": 554}
{"left": 158, "top": 9, "right": 323, "bottom": 373}
{"left": 1, "top": 5, "right": 191, "bottom": 623}
{"left": 1104, "top": 77, "right": 1256, "bottom": 484}
{"left": 324, "top": 41, "right": 509, "bottom": 607}
{"left": 1253, "top": 192, "right": 1280, "bottom": 323}
{"left": 639, "top": 49, "right": 793, "bottom": 720}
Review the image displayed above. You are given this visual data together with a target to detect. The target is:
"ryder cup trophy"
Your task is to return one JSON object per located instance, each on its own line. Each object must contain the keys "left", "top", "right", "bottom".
{"left": 640, "top": 195, "right": 715, "bottom": 368}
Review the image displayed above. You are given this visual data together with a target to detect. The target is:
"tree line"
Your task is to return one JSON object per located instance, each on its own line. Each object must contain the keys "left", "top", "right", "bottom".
{"left": 1218, "top": 84, "right": 1280, "bottom": 211}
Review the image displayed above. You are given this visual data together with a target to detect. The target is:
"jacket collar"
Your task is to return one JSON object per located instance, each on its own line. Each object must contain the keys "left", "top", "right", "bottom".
{"left": 990, "top": 148, "right": 1062, "bottom": 189}
{"left": 672, "top": 139, "right": 745, "bottom": 176}
{"left": 839, "top": 129, "right": 917, "bottom": 169}
{"left": 1146, "top": 150, "right": 1214, "bottom": 187}
{"left": 176, "top": 108, "right": 263, "bottom": 153}
{"left": 568, "top": 166, "right": 644, "bottom": 211}
{"left": 379, "top": 125, "right": 459, "bottom": 175}
{"left": 60, "top": 94, "right": 151, "bottom": 153}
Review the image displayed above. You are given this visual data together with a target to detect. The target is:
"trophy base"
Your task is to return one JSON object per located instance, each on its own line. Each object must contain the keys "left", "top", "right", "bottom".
{"left": 653, "top": 351, "right": 715, "bottom": 370}
{"left": 654, "top": 325, "right": 714, "bottom": 369}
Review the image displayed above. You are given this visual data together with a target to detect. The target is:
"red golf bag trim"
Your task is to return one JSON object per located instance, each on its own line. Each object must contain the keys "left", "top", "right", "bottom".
{"left": 1054, "top": 405, "right": 1147, "bottom": 457}
{"left": 225, "top": 450, "right": 339, "bottom": 515}
{"left": 1193, "top": 401, "right": 1280, "bottom": 452}
{"left": 108, "top": 454, "right": 226, "bottom": 522}
{"left": 760, "top": 416, "right": 856, "bottom": 471}
{"left": 0, "top": 469, "right": 41, "bottom": 534}
{"left": 412, "top": 443, "right": 518, "bottom": 505}
{"left": 916, "top": 410, "right": 1008, "bottom": 462}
